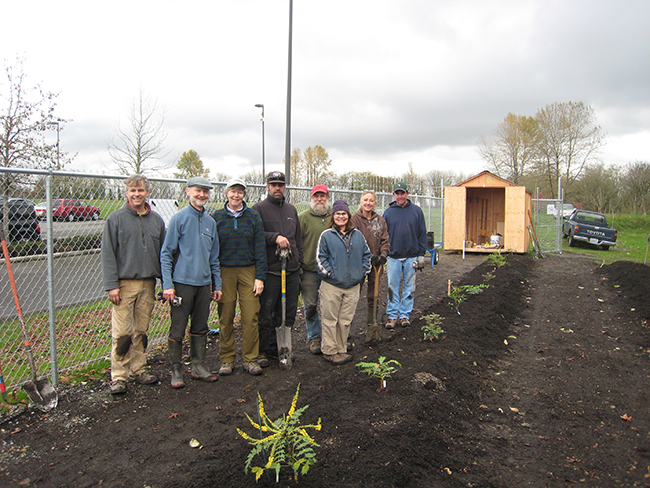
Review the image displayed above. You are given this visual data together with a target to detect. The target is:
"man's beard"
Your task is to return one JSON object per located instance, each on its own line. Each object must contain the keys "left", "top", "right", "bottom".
{"left": 310, "top": 200, "right": 329, "bottom": 216}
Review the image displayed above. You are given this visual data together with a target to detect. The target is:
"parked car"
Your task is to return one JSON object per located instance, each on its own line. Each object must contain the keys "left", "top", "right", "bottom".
{"left": 562, "top": 209, "right": 617, "bottom": 250}
{"left": 547, "top": 203, "right": 575, "bottom": 219}
{"left": 34, "top": 202, "right": 47, "bottom": 219}
{"left": 0, "top": 198, "right": 41, "bottom": 241}
{"left": 51, "top": 199, "right": 101, "bottom": 222}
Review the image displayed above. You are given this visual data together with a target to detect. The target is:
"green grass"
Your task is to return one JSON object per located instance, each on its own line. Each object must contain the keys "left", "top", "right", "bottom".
{"left": 561, "top": 213, "right": 650, "bottom": 265}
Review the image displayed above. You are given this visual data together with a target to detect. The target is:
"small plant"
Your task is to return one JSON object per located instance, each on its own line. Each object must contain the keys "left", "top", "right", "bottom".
{"left": 448, "top": 283, "right": 489, "bottom": 314}
{"left": 356, "top": 356, "right": 402, "bottom": 390}
{"left": 483, "top": 250, "right": 508, "bottom": 268}
{"left": 421, "top": 313, "right": 445, "bottom": 341}
{"left": 237, "top": 384, "right": 321, "bottom": 483}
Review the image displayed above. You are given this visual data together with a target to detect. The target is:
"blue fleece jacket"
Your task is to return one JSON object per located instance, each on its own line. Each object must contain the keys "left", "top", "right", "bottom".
{"left": 160, "top": 204, "right": 221, "bottom": 290}
{"left": 315, "top": 227, "right": 370, "bottom": 289}
{"left": 382, "top": 199, "right": 427, "bottom": 259}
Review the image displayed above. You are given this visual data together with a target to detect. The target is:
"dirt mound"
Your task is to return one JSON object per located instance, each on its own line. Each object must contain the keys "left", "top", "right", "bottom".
{"left": 2, "top": 253, "right": 650, "bottom": 487}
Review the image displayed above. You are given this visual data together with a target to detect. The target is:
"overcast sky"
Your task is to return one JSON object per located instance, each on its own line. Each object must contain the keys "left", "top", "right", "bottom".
{"left": 1, "top": 0, "right": 649, "bottom": 181}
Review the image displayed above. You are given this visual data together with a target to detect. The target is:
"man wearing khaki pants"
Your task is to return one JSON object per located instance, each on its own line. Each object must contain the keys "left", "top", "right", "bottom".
{"left": 102, "top": 174, "right": 166, "bottom": 395}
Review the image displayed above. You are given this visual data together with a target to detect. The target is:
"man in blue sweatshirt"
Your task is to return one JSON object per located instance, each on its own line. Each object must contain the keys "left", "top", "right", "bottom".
{"left": 382, "top": 181, "right": 427, "bottom": 329}
{"left": 161, "top": 177, "right": 222, "bottom": 388}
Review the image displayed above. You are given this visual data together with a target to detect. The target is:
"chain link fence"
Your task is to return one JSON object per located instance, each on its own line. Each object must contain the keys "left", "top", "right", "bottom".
{"left": 0, "top": 168, "right": 443, "bottom": 390}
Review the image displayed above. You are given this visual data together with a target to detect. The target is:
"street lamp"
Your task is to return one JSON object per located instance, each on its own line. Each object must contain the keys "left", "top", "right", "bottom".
{"left": 254, "top": 104, "right": 265, "bottom": 181}
{"left": 48, "top": 121, "right": 60, "bottom": 170}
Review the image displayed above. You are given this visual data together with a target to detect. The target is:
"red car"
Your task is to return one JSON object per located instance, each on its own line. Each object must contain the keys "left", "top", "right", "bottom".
{"left": 51, "top": 199, "right": 101, "bottom": 222}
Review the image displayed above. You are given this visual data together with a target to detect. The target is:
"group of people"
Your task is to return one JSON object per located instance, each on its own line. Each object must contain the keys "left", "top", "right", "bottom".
{"left": 101, "top": 172, "right": 427, "bottom": 394}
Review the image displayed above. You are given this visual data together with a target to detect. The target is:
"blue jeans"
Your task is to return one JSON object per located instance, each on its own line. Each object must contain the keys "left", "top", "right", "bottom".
{"left": 300, "top": 270, "right": 322, "bottom": 341}
{"left": 386, "top": 257, "right": 417, "bottom": 320}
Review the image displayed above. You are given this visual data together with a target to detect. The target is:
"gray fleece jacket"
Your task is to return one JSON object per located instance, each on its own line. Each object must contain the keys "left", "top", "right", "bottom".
{"left": 101, "top": 202, "right": 166, "bottom": 291}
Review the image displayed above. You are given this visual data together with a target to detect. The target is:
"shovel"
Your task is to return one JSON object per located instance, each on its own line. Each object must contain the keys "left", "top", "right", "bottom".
{"left": 275, "top": 246, "right": 292, "bottom": 370}
{"left": 1, "top": 230, "right": 58, "bottom": 412}
{"left": 365, "top": 264, "right": 383, "bottom": 345}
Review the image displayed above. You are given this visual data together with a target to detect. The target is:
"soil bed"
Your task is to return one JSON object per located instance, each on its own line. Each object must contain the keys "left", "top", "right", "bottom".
{"left": 2, "top": 252, "right": 650, "bottom": 487}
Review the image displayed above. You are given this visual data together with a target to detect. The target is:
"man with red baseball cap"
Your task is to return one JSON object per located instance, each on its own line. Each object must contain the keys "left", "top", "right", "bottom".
{"left": 298, "top": 184, "right": 332, "bottom": 354}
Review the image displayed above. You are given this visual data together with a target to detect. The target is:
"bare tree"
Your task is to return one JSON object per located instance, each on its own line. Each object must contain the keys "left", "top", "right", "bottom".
{"left": 107, "top": 89, "right": 171, "bottom": 175}
{"left": 535, "top": 102, "right": 605, "bottom": 198}
{"left": 572, "top": 163, "right": 622, "bottom": 213}
{"left": 478, "top": 113, "right": 539, "bottom": 184}
{"left": 1, "top": 57, "right": 68, "bottom": 234}
{"left": 622, "top": 160, "right": 650, "bottom": 214}
{"left": 290, "top": 145, "right": 333, "bottom": 187}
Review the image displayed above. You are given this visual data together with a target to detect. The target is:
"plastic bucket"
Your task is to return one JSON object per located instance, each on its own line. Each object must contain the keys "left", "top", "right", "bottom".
{"left": 490, "top": 235, "right": 501, "bottom": 247}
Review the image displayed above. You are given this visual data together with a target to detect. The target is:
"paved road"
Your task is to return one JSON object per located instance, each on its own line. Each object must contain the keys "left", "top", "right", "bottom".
{"left": 0, "top": 251, "right": 105, "bottom": 319}
{"left": 39, "top": 220, "right": 105, "bottom": 240}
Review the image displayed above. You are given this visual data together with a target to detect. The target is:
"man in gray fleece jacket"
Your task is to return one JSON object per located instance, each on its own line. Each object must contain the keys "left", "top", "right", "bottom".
{"left": 102, "top": 174, "right": 166, "bottom": 395}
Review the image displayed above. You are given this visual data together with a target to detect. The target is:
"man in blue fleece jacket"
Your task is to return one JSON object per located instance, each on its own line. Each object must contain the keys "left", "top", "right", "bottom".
{"left": 161, "top": 177, "right": 222, "bottom": 388}
{"left": 382, "top": 181, "right": 427, "bottom": 329}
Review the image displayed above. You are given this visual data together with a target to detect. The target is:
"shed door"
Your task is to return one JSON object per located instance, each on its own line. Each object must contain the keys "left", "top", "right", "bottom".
{"left": 504, "top": 186, "right": 527, "bottom": 252}
{"left": 444, "top": 186, "right": 467, "bottom": 250}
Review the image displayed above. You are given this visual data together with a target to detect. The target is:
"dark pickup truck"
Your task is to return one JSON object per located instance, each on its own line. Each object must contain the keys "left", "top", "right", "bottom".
{"left": 562, "top": 210, "right": 617, "bottom": 250}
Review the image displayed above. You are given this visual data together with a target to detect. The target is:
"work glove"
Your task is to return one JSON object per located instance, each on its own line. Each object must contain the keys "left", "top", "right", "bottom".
{"left": 413, "top": 256, "right": 427, "bottom": 271}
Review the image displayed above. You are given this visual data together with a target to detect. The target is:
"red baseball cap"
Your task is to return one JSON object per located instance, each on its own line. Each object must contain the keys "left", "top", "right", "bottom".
{"left": 311, "top": 184, "right": 329, "bottom": 195}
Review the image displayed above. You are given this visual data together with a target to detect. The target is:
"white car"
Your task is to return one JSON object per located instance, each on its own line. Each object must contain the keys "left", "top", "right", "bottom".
{"left": 34, "top": 202, "right": 47, "bottom": 219}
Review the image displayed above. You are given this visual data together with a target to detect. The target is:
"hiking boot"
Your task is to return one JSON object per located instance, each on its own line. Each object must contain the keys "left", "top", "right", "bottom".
{"left": 400, "top": 317, "right": 411, "bottom": 327}
{"left": 324, "top": 353, "right": 349, "bottom": 365}
{"left": 338, "top": 353, "right": 353, "bottom": 364}
{"left": 309, "top": 339, "right": 322, "bottom": 355}
{"left": 110, "top": 380, "right": 127, "bottom": 395}
{"left": 243, "top": 361, "right": 263, "bottom": 376}
{"left": 134, "top": 372, "right": 158, "bottom": 385}
{"left": 385, "top": 318, "right": 397, "bottom": 330}
{"left": 257, "top": 354, "right": 270, "bottom": 368}
{"left": 218, "top": 362, "right": 233, "bottom": 376}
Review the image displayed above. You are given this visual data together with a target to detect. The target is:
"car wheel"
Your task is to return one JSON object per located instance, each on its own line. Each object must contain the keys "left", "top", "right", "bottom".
{"left": 92, "top": 211, "right": 99, "bottom": 221}
{"left": 66, "top": 213, "right": 75, "bottom": 222}
{"left": 568, "top": 232, "right": 576, "bottom": 247}
{"left": 601, "top": 245, "right": 610, "bottom": 251}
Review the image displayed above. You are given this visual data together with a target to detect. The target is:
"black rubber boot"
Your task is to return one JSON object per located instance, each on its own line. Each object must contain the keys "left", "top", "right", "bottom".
{"left": 190, "top": 335, "right": 218, "bottom": 382}
{"left": 168, "top": 339, "right": 185, "bottom": 389}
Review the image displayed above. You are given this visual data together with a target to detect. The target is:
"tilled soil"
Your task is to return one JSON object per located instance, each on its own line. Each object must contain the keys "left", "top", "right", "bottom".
{"left": 2, "top": 252, "right": 650, "bottom": 487}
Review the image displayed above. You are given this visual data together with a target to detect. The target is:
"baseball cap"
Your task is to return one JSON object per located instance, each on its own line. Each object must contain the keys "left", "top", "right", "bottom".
{"left": 226, "top": 178, "right": 247, "bottom": 191}
{"left": 187, "top": 177, "right": 213, "bottom": 190}
{"left": 311, "top": 184, "right": 329, "bottom": 196}
{"left": 266, "top": 171, "right": 286, "bottom": 184}
{"left": 392, "top": 181, "right": 408, "bottom": 193}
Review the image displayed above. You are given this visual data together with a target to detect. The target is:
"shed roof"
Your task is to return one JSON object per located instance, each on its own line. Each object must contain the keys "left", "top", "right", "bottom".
{"left": 454, "top": 171, "right": 521, "bottom": 189}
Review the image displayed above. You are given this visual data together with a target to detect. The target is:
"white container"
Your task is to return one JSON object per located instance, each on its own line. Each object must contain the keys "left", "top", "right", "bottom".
{"left": 490, "top": 235, "right": 501, "bottom": 247}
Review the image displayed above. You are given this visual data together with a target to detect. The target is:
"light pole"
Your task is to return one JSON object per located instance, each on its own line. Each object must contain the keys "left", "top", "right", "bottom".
{"left": 254, "top": 104, "right": 266, "bottom": 181}
{"left": 49, "top": 121, "right": 60, "bottom": 169}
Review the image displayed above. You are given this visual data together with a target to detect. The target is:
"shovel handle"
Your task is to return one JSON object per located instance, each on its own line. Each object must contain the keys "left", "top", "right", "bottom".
{"left": 1, "top": 237, "right": 39, "bottom": 381}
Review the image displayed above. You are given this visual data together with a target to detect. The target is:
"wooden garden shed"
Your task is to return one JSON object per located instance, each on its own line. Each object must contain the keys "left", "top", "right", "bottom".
{"left": 443, "top": 171, "right": 532, "bottom": 253}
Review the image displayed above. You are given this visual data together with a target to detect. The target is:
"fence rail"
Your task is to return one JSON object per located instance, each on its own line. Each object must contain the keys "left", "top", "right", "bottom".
{"left": 0, "top": 168, "right": 443, "bottom": 390}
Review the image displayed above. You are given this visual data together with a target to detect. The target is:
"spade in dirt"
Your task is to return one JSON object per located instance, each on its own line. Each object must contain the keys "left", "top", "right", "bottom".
{"left": 275, "top": 246, "right": 293, "bottom": 370}
{"left": 1, "top": 229, "right": 58, "bottom": 412}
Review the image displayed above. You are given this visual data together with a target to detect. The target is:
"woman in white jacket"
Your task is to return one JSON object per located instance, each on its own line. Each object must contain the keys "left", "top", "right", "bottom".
{"left": 315, "top": 200, "right": 371, "bottom": 365}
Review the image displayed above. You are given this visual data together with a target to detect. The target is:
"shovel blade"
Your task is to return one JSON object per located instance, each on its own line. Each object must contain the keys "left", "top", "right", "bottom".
{"left": 275, "top": 326, "right": 293, "bottom": 370}
{"left": 23, "top": 379, "right": 58, "bottom": 412}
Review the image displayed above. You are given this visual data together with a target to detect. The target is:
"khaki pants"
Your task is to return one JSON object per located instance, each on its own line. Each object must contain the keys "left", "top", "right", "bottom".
{"left": 318, "top": 281, "right": 360, "bottom": 356}
{"left": 218, "top": 266, "right": 260, "bottom": 363}
{"left": 111, "top": 279, "right": 155, "bottom": 381}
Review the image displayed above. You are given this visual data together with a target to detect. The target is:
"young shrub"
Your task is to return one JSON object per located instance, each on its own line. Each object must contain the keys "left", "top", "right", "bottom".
{"left": 421, "top": 312, "right": 445, "bottom": 341}
{"left": 237, "top": 384, "right": 321, "bottom": 483}
{"left": 483, "top": 250, "right": 508, "bottom": 269}
{"left": 448, "top": 283, "right": 489, "bottom": 315}
{"left": 356, "top": 356, "right": 402, "bottom": 391}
